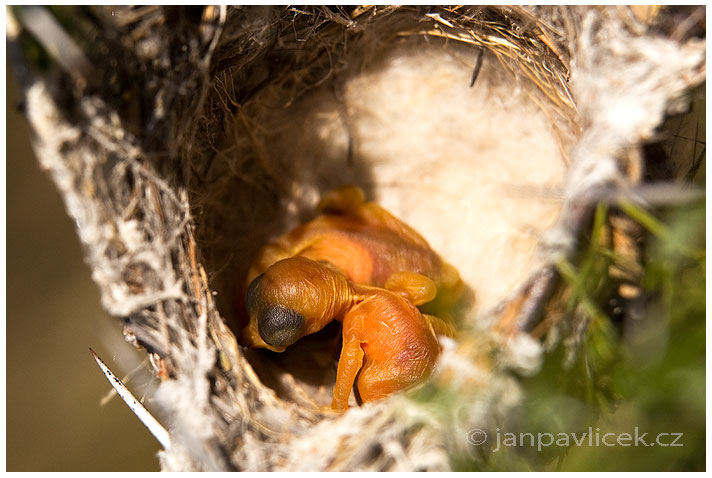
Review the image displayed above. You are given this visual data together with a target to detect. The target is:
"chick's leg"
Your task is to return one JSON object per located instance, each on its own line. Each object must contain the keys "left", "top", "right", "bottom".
{"left": 384, "top": 271, "right": 437, "bottom": 306}
{"left": 331, "top": 337, "right": 365, "bottom": 411}
{"left": 318, "top": 185, "right": 365, "bottom": 215}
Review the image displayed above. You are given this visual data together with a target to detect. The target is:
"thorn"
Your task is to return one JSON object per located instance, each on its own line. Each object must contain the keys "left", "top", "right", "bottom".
{"left": 469, "top": 48, "right": 485, "bottom": 88}
{"left": 90, "top": 348, "right": 171, "bottom": 450}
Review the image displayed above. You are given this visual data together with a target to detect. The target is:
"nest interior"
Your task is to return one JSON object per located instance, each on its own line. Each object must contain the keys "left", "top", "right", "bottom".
{"left": 185, "top": 7, "right": 575, "bottom": 407}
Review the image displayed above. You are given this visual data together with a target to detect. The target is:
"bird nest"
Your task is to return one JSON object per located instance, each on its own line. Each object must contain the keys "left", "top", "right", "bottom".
{"left": 9, "top": 5, "right": 705, "bottom": 471}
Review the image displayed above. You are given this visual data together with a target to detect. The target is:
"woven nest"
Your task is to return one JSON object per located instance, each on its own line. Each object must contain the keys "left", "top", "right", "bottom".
{"left": 9, "top": 5, "right": 705, "bottom": 471}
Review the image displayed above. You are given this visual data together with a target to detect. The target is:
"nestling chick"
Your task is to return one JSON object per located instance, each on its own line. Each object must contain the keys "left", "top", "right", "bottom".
{"left": 243, "top": 257, "right": 454, "bottom": 410}
{"left": 245, "top": 186, "right": 463, "bottom": 317}
{"left": 239, "top": 186, "right": 461, "bottom": 409}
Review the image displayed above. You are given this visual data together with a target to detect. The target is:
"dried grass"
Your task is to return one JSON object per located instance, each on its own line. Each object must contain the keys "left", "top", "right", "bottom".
{"left": 9, "top": 5, "right": 705, "bottom": 471}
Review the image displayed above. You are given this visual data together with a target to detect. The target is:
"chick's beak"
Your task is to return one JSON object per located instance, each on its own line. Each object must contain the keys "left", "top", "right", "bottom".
{"left": 240, "top": 322, "right": 287, "bottom": 353}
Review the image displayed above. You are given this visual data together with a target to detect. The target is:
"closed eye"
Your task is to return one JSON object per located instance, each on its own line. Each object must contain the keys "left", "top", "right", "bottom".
{"left": 258, "top": 304, "right": 305, "bottom": 348}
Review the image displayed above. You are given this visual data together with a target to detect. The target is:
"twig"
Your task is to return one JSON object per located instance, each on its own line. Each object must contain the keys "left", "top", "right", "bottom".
{"left": 90, "top": 348, "right": 171, "bottom": 450}
{"left": 16, "top": 6, "right": 94, "bottom": 88}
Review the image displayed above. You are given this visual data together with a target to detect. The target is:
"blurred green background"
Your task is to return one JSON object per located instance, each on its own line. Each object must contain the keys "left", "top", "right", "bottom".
{"left": 7, "top": 68, "right": 160, "bottom": 471}
{"left": 464, "top": 199, "right": 706, "bottom": 471}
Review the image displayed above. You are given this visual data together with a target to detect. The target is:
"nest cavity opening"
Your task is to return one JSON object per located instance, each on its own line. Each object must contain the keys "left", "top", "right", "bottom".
{"left": 185, "top": 7, "right": 576, "bottom": 407}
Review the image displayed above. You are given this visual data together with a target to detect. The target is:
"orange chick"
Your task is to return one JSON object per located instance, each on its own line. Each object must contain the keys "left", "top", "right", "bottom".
{"left": 245, "top": 186, "right": 463, "bottom": 319}
{"left": 242, "top": 257, "right": 454, "bottom": 410}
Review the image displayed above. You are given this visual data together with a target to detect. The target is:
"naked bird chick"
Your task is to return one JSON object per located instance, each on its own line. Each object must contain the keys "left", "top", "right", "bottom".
{"left": 240, "top": 186, "right": 462, "bottom": 410}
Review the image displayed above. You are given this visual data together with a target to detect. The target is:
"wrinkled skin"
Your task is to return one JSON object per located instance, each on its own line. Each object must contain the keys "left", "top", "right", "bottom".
{"left": 244, "top": 257, "right": 454, "bottom": 410}
{"left": 240, "top": 186, "right": 461, "bottom": 410}
{"left": 245, "top": 186, "right": 463, "bottom": 316}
